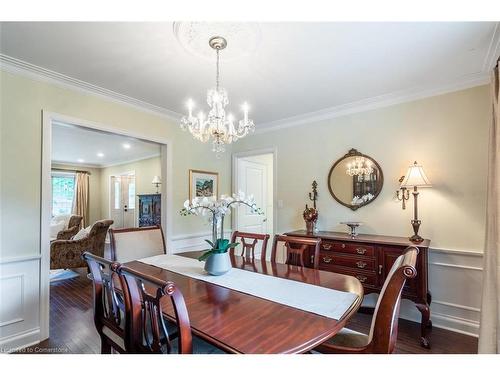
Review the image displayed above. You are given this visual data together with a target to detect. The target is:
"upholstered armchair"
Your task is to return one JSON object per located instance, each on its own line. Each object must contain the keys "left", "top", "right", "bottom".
{"left": 55, "top": 215, "right": 83, "bottom": 240}
{"left": 50, "top": 220, "right": 113, "bottom": 270}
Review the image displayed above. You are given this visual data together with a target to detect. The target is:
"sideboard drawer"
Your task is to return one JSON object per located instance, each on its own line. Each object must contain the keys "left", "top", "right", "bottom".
{"left": 319, "top": 252, "right": 376, "bottom": 271}
{"left": 321, "top": 241, "right": 375, "bottom": 257}
{"left": 321, "top": 265, "right": 378, "bottom": 287}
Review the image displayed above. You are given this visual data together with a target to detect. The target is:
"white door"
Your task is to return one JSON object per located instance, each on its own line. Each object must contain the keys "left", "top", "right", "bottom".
{"left": 110, "top": 174, "right": 136, "bottom": 228}
{"left": 236, "top": 158, "right": 269, "bottom": 236}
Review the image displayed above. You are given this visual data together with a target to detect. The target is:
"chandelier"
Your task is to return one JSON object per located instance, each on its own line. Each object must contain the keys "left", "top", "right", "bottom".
{"left": 180, "top": 36, "right": 255, "bottom": 153}
{"left": 346, "top": 157, "right": 374, "bottom": 177}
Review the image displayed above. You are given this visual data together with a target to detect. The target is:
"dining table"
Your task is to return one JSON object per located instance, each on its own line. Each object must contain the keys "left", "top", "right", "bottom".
{"left": 124, "top": 251, "right": 364, "bottom": 354}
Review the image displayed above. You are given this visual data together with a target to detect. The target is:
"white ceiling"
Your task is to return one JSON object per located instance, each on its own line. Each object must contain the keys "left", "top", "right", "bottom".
{"left": 1, "top": 22, "right": 498, "bottom": 129}
{"left": 51, "top": 122, "right": 160, "bottom": 167}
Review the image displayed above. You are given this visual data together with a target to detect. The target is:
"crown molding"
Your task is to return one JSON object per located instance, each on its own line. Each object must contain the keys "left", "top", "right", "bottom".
{"left": 0, "top": 46, "right": 495, "bottom": 137}
{"left": 52, "top": 153, "right": 161, "bottom": 169}
{"left": 255, "top": 71, "right": 490, "bottom": 134}
{"left": 0, "top": 54, "right": 183, "bottom": 123}
{"left": 482, "top": 22, "right": 500, "bottom": 72}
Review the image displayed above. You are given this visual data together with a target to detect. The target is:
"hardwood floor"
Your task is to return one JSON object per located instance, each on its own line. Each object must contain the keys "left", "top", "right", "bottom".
{"left": 21, "top": 268, "right": 478, "bottom": 354}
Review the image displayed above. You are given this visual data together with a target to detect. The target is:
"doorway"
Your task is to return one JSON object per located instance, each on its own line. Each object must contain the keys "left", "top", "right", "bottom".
{"left": 110, "top": 172, "right": 136, "bottom": 228}
{"left": 232, "top": 149, "right": 276, "bottom": 259}
{"left": 41, "top": 111, "right": 173, "bottom": 343}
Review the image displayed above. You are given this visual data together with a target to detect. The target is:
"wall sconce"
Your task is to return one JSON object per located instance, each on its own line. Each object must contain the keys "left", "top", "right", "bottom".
{"left": 398, "top": 161, "right": 432, "bottom": 243}
{"left": 152, "top": 175, "right": 161, "bottom": 194}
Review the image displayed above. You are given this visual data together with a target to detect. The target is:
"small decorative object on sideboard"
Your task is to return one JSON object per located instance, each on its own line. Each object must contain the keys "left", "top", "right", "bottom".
{"left": 138, "top": 194, "right": 161, "bottom": 227}
{"left": 398, "top": 161, "right": 432, "bottom": 243}
{"left": 340, "top": 221, "right": 363, "bottom": 237}
{"left": 303, "top": 180, "right": 319, "bottom": 233}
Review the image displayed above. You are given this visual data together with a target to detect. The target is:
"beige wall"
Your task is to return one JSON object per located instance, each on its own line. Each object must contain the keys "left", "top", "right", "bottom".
{"left": 99, "top": 156, "right": 161, "bottom": 224}
{"left": 0, "top": 70, "right": 232, "bottom": 259}
{"left": 232, "top": 85, "right": 490, "bottom": 251}
{"left": 51, "top": 163, "right": 102, "bottom": 225}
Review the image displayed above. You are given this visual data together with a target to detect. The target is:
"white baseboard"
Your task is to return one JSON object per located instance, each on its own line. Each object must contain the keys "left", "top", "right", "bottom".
{"left": 0, "top": 328, "right": 40, "bottom": 353}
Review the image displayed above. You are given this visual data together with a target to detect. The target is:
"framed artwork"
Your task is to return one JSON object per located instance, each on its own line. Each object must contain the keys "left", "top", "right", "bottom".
{"left": 189, "top": 169, "right": 219, "bottom": 201}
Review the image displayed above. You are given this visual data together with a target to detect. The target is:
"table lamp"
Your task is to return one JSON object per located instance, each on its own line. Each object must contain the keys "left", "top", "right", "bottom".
{"left": 152, "top": 175, "right": 161, "bottom": 194}
{"left": 399, "top": 161, "right": 432, "bottom": 243}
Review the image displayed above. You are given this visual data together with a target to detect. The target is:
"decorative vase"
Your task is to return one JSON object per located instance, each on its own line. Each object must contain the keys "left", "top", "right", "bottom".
{"left": 204, "top": 252, "right": 232, "bottom": 276}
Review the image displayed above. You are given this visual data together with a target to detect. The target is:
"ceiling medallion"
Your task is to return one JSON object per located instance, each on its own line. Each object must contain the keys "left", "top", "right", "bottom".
{"left": 180, "top": 35, "right": 255, "bottom": 153}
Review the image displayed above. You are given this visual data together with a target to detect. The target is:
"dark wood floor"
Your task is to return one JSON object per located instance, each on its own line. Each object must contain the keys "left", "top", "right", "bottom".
{"left": 21, "top": 268, "right": 478, "bottom": 354}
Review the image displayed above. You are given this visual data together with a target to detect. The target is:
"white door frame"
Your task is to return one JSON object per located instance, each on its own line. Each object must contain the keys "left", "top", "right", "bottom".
{"left": 231, "top": 147, "right": 277, "bottom": 236}
{"left": 40, "top": 111, "right": 173, "bottom": 341}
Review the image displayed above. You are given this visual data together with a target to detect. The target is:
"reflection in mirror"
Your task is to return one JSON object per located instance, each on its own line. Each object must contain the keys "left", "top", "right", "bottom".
{"left": 328, "top": 149, "right": 383, "bottom": 210}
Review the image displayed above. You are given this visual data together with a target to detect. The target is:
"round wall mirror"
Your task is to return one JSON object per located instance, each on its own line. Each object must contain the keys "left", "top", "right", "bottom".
{"left": 327, "top": 149, "right": 384, "bottom": 211}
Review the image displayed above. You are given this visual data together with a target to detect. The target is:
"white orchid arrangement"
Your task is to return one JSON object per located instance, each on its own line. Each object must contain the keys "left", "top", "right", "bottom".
{"left": 180, "top": 192, "right": 264, "bottom": 261}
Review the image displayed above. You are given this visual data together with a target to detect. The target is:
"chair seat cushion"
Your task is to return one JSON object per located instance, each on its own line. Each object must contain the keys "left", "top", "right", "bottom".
{"left": 325, "top": 327, "right": 369, "bottom": 348}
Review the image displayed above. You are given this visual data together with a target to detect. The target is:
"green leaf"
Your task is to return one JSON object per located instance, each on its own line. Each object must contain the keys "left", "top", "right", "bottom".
{"left": 204, "top": 239, "right": 215, "bottom": 248}
{"left": 197, "top": 249, "right": 214, "bottom": 262}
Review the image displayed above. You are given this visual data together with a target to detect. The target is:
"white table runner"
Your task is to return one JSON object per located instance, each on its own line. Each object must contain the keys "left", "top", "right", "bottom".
{"left": 139, "top": 254, "right": 359, "bottom": 320}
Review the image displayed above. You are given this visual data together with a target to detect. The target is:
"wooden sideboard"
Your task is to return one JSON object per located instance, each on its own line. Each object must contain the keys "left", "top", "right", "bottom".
{"left": 284, "top": 230, "right": 432, "bottom": 348}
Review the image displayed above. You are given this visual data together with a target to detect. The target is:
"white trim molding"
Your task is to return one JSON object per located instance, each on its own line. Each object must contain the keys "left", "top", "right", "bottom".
{"left": 0, "top": 51, "right": 493, "bottom": 137}
{"left": 255, "top": 72, "right": 490, "bottom": 134}
{"left": 40, "top": 111, "right": 174, "bottom": 343}
{"left": 0, "top": 54, "right": 181, "bottom": 123}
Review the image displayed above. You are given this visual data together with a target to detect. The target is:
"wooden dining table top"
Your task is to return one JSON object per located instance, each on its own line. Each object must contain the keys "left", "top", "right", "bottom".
{"left": 124, "top": 251, "right": 364, "bottom": 354}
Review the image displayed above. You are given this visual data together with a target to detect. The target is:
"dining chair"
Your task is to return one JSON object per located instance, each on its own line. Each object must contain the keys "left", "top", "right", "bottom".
{"left": 109, "top": 225, "right": 166, "bottom": 263}
{"left": 230, "top": 231, "right": 270, "bottom": 260}
{"left": 117, "top": 265, "right": 193, "bottom": 354}
{"left": 82, "top": 252, "right": 127, "bottom": 354}
{"left": 314, "top": 246, "right": 419, "bottom": 354}
{"left": 270, "top": 234, "right": 322, "bottom": 269}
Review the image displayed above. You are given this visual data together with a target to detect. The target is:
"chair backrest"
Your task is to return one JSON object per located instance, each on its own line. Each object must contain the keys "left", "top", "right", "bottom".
{"left": 82, "top": 252, "right": 126, "bottom": 350}
{"left": 110, "top": 226, "right": 166, "bottom": 263}
{"left": 68, "top": 215, "right": 83, "bottom": 229}
{"left": 230, "top": 231, "right": 270, "bottom": 260}
{"left": 87, "top": 220, "right": 114, "bottom": 257}
{"left": 270, "top": 235, "right": 322, "bottom": 269}
{"left": 118, "top": 265, "right": 192, "bottom": 354}
{"left": 367, "top": 246, "right": 419, "bottom": 353}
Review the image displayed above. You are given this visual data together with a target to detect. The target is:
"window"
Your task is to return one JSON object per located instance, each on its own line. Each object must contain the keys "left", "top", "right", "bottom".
{"left": 51, "top": 173, "right": 75, "bottom": 216}
{"left": 128, "top": 180, "right": 136, "bottom": 209}
{"left": 114, "top": 178, "right": 121, "bottom": 209}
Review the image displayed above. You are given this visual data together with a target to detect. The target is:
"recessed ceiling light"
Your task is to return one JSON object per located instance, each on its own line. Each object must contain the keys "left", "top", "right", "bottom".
{"left": 122, "top": 143, "right": 131, "bottom": 149}
{"left": 97, "top": 152, "right": 104, "bottom": 158}
{"left": 77, "top": 158, "right": 85, "bottom": 163}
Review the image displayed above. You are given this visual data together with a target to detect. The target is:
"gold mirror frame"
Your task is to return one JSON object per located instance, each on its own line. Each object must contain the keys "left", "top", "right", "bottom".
{"left": 327, "top": 148, "right": 384, "bottom": 211}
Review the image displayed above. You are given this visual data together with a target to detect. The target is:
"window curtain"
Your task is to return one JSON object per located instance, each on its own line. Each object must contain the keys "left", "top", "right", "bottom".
{"left": 478, "top": 61, "right": 500, "bottom": 353}
{"left": 72, "top": 172, "right": 90, "bottom": 228}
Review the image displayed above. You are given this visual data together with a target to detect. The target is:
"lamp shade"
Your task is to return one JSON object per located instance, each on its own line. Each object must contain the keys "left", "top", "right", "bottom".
{"left": 151, "top": 175, "right": 161, "bottom": 184}
{"left": 400, "top": 161, "right": 432, "bottom": 188}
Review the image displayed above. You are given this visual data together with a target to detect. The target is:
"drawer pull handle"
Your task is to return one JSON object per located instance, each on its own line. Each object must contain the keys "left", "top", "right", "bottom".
{"left": 356, "top": 248, "right": 367, "bottom": 255}
{"left": 356, "top": 275, "right": 367, "bottom": 283}
{"left": 379, "top": 265, "right": 383, "bottom": 275}
{"left": 322, "top": 256, "right": 333, "bottom": 264}
{"left": 323, "top": 244, "right": 332, "bottom": 250}
{"left": 356, "top": 261, "right": 367, "bottom": 269}
{"left": 341, "top": 244, "right": 346, "bottom": 249}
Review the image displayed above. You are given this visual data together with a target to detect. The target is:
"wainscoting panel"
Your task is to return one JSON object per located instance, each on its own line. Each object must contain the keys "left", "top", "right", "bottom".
{"left": 170, "top": 230, "right": 233, "bottom": 254}
{"left": 363, "top": 247, "right": 483, "bottom": 337}
{"left": 0, "top": 256, "right": 41, "bottom": 352}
